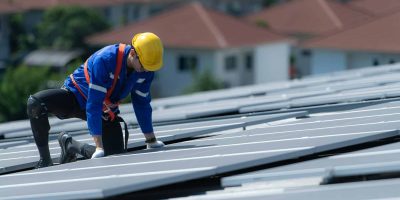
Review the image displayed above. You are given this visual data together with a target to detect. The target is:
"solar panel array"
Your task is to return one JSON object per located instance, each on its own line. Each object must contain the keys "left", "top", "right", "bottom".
{"left": 1, "top": 63, "right": 400, "bottom": 199}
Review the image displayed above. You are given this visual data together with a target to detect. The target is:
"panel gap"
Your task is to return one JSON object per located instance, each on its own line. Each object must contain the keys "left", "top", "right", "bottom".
{"left": 324, "top": 172, "right": 400, "bottom": 185}
{"left": 126, "top": 135, "right": 216, "bottom": 152}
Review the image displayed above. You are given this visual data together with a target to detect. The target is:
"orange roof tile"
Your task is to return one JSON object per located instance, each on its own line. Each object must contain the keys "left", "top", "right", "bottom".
{"left": 303, "top": 11, "right": 400, "bottom": 53}
{"left": 245, "top": 0, "right": 372, "bottom": 36}
{"left": 86, "top": 2, "right": 290, "bottom": 49}
{"left": 349, "top": 0, "right": 400, "bottom": 16}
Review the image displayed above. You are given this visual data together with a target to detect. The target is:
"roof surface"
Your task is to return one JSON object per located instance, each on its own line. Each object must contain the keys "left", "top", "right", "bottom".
{"left": 349, "top": 0, "right": 400, "bottom": 16}
{"left": 303, "top": 11, "right": 400, "bottom": 53}
{"left": 23, "top": 49, "right": 83, "bottom": 68}
{"left": 0, "top": 1, "right": 19, "bottom": 13}
{"left": 86, "top": 2, "right": 289, "bottom": 49}
{"left": 245, "top": 0, "right": 372, "bottom": 36}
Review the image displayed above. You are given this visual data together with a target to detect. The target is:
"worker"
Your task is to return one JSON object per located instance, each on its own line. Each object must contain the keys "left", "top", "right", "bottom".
{"left": 27, "top": 32, "right": 165, "bottom": 168}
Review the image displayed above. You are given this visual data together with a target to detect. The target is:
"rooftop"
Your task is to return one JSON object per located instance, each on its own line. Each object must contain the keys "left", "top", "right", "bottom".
{"left": 304, "top": 10, "right": 400, "bottom": 53}
{"left": 87, "top": 2, "right": 290, "bottom": 49}
{"left": 245, "top": 0, "right": 372, "bottom": 36}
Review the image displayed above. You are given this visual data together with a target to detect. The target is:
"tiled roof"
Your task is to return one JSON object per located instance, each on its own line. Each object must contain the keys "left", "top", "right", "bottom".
{"left": 86, "top": 2, "right": 290, "bottom": 49}
{"left": 303, "top": 11, "right": 400, "bottom": 53}
{"left": 245, "top": 0, "right": 372, "bottom": 36}
{"left": 0, "top": 1, "right": 18, "bottom": 13}
{"left": 349, "top": 0, "right": 400, "bottom": 16}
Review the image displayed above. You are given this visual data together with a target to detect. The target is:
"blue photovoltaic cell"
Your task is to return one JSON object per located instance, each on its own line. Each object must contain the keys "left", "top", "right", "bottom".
{"left": 0, "top": 112, "right": 307, "bottom": 175}
{"left": 2, "top": 64, "right": 400, "bottom": 199}
{"left": 0, "top": 106, "right": 396, "bottom": 199}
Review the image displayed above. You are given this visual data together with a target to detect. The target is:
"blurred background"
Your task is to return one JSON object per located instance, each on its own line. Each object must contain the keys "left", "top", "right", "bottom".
{"left": 0, "top": 0, "right": 398, "bottom": 123}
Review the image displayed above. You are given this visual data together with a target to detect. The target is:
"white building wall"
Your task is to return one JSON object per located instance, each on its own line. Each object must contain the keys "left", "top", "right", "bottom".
{"left": 214, "top": 47, "right": 254, "bottom": 87}
{"left": 310, "top": 49, "right": 346, "bottom": 74}
{"left": 153, "top": 48, "right": 215, "bottom": 97}
{"left": 348, "top": 52, "right": 400, "bottom": 69}
{"left": 254, "top": 42, "right": 290, "bottom": 84}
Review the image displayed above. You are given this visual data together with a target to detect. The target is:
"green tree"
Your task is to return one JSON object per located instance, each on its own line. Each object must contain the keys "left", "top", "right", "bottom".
{"left": 9, "top": 13, "right": 37, "bottom": 54}
{"left": 37, "top": 6, "right": 110, "bottom": 50}
{"left": 184, "top": 69, "right": 223, "bottom": 94}
{"left": 0, "top": 66, "right": 49, "bottom": 122}
{"left": 263, "top": 0, "right": 279, "bottom": 7}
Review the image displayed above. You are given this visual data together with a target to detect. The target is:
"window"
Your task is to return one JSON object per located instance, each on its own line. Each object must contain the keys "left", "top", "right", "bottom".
{"left": 373, "top": 58, "right": 379, "bottom": 66}
{"left": 149, "top": 5, "right": 162, "bottom": 15}
{"left": 178, "top": 55, "right": 198, "bottom": 72}
{"left": 245, "top": 53, "right": 253, "bottom": 70}
{"left": 225, "top": 56, "right": 237, "bottom": 71}
{"left": 301, "top": 50, "right": 311, "bottom": 56}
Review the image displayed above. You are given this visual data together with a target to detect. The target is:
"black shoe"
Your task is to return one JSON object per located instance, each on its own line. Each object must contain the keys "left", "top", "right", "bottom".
{"left": 35, "top": 158, "right": 53, "bottom": 169}
{"left": 58, "top": 132, "right": 77, "bottom": 164}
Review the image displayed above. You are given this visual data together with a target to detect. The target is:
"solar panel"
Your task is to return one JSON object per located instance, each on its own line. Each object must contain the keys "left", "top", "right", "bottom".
{"left": 174, "top": 178, "right": 400, "bottom": 200}
{"left": 0, "top": 103, "right": 397, "bottom": 199}
{"left": 222, "top": 139, "right": 400, "bottom": 187}
{"left": 0, "top": 140, "right": 29, "bottom": 149}
{"left": 0, "top": 129, "right": 395, "bottom": 199}
{"left": 2, "top": 63, "right": 400, "bottom": 199}
{"left": 0, "top": 112, "right": 307, "bottom": 175}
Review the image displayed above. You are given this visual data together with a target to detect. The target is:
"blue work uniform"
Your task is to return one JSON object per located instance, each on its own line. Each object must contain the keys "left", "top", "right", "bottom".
{"left": 64, "top": 44, "right": 154, "bottom": 136}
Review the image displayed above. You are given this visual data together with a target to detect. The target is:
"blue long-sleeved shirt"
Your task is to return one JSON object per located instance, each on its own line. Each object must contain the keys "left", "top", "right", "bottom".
{"left": 64, "top": 44, "right": 154, "bottom": 135}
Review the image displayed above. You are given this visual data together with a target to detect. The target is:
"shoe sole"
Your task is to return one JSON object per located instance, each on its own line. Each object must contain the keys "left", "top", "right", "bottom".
{"left": 58, "top": 132, "right": 74, "bottom": 164}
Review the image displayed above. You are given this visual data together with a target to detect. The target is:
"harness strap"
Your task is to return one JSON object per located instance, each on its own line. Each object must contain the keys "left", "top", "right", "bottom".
{"left": 69, "top": 74, "right": 87, "bottom": 100}
{"left": 116, "top": 116, "right": 130, "bottom": 151}
{"left": 70, "top": 43, "right": 126, "bottom": 121}
{"left": 84, "top": 43, "right": 126, "bottom": 100}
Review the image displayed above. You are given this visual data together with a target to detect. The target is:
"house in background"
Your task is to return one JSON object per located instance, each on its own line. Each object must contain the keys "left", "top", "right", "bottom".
{"left": 23, "top": 49, "right": 83, "bottom": 73}
{"left": 0, "top": 0, "right": 269, "bottom": 71}
{"left": 243, "top": 0, "right": 373, "bottom": 77}
{"left": 302, "top": 11, "right": 400, "bottom": 74}
{"left": 87, "top": 2, "right": 292, "bottom": 97}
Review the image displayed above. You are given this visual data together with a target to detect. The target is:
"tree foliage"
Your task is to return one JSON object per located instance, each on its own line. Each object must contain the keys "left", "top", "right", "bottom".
{"left": 9, "top": 13, "right": 37, "bottom": 54}
{"left": 37, "top": 6, "right": 110, "bottom": 50}
{"left": 184, "top": 69, "right": 224, "bottom": 94}
{"left": 262, "top": 0, "right": 280, "bottom": 7}
{"left": 0, "top": 66, "right": 49, "bottom": 122}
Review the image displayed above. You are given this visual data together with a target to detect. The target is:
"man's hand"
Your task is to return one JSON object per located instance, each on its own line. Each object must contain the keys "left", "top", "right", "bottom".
{"left": 91, "top": 148, "right": 104, "bottom": 159}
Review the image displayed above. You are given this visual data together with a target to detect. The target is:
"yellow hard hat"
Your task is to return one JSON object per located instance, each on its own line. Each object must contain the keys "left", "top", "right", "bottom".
{"left": 132, "top": 32, "right": 163, "bottom": 71}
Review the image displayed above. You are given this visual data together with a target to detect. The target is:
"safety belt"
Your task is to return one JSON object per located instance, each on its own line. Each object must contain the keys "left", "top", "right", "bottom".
{"left": 70, "top": 43, "right": 126, "bottom": 121}
{"left": 70, "top": 43, "right": 130, "bottom": 151}
{"left": 116, "top": 116, "right": 130, "bottom": 152}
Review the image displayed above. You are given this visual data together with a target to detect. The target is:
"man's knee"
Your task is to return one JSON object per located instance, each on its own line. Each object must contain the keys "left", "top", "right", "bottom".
{"left": 27, "top": 95, "right": 48, "bottom": 119}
